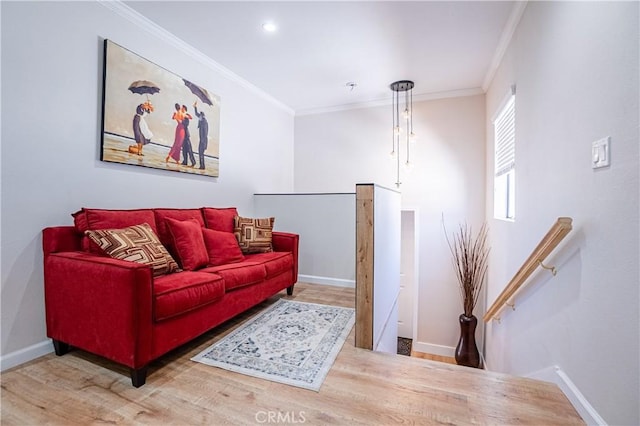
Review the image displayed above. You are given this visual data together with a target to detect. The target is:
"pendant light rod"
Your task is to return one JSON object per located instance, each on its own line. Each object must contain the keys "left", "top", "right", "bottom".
{"left": 390, "top": 80, "right": 415, "bottom": 187}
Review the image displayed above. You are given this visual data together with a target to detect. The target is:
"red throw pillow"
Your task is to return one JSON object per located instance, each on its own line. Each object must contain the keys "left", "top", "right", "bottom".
{"left": 165, "top": 217, "right": 208, "bottom": 271}
{"left": 202, "top": 228, "right": 245, "bottom": 266}
{"left": 153, "top": 208, "right": 205, "bottom": 254}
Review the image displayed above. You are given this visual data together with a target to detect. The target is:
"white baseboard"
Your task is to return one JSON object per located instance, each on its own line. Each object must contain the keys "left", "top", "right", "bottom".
{"left": 1, "top": 339, "right": 53, "bottom": 372}
{"left": 298, "top": 274, "right": 355, "bottom": 288}
{"left": 526, "top": 365, "right": 606, "bottom": 425}
{"left": 411, "top": 341, "right": 455, "bottom": 358}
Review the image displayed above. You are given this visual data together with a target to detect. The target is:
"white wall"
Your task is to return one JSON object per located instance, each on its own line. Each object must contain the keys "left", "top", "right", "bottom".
{"left": 398, "top": 210, "right": 418, "bottom": 339}
{"left": 372, "top": 185, "right": 401, "bottom": 354}
{"left": 295, "top": 95, "right": 486, "bottom": 357}
{"left": 0, "top": 2, "right": 293, "bottom": 359}
{"left": 254, "top": 193, "right": 355, "bottom": 286}
{"left": 484, "top": 2, "right": 639, "bottom": 424}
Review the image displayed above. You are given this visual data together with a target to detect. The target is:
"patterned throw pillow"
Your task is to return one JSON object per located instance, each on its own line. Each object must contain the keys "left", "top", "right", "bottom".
{"left": 85, "top": 223, "right": 180, "bottom": 277}
{"left": 234, "top": 216, "right": 275, "bottom": 254}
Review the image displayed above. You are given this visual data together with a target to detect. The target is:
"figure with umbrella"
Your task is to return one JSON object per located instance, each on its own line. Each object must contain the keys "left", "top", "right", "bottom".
{"left": 128, "top": 80, "right": 159, "bottom": 156}
{"left": 193, "top": 101, "right": 209, "bottom": 170}
{"left": 183, "top": 79, "right": 213, "bottom": 170}
{"left": 183, "top": 78, "right": 214, "bottom": 107}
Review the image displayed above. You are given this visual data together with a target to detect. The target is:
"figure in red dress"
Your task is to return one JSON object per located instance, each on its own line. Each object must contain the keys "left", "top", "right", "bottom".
{"left": 166, "top": 103, "right": 185, "bottom": 164}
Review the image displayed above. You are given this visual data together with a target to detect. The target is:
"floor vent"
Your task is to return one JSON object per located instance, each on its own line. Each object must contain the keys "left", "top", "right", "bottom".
{"left": 397, "top": 337, "right": 412, "bottom": 356}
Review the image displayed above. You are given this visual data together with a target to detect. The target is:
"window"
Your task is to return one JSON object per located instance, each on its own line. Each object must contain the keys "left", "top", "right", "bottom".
{"left": 493, "top": 90, "right": 515, "bottom": 221}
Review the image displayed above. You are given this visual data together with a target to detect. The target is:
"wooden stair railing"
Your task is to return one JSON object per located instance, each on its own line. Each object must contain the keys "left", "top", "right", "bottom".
{"left": 484, "top": 217, "right": 573, "bottom": 323}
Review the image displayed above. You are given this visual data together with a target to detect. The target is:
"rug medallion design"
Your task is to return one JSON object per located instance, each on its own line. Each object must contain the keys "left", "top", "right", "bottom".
{"left": 191, "top": 299, "right": 355, "bottom": 391}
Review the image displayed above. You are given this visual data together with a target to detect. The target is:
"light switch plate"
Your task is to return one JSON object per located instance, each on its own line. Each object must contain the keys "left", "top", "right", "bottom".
{"left": 592, "top": 137, "right": 611, "bottom": 169}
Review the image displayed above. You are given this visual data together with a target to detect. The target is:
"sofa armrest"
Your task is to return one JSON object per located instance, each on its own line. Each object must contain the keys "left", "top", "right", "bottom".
{"left": 44, "top": 251, "right": 154, "bottom": 369}
{"left": 43, "top": 226, "right": 81, "bottom": 254}
{"left": 272, "top": 231, "right": 299, "bottom": 282}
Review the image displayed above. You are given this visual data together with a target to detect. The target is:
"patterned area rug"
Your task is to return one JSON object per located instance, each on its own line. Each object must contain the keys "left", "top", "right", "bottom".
{"left": 191, "top": 299, "right": 355, "bottom": 392}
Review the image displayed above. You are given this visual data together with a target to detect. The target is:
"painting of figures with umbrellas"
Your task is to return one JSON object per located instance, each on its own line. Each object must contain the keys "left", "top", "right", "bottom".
{"left": 101, "top": 39, "right": 220, "bottom": 177}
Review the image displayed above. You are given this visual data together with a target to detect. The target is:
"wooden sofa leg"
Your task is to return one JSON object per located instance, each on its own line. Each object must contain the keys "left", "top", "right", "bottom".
{"left": 52, "top": 339, "right": 70, "bottom": 356}
{"left": 286, "top": 285, "right": 294, "bottom": 296}
{"left": 131, "top": 366, "right": 148, "bottom": 388}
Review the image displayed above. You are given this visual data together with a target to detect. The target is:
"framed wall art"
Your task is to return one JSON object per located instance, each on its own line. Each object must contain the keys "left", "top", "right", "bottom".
{"left": 101, "top": 39, "right": 221, "bottom": 177}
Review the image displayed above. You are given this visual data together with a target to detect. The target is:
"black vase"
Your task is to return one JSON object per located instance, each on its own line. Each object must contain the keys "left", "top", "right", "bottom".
{"left": 455, "top": 314, "right": 480, "bottom": 368}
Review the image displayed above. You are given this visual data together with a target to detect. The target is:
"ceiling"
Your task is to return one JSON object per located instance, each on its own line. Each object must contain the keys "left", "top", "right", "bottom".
{"left": 125, "top": 1, "right": 517, "bottom": 114}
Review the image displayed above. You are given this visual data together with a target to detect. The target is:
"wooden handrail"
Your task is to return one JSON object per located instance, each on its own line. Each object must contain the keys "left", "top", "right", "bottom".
{"left": 484, "top": 217, "right": 573, "bottom": 322}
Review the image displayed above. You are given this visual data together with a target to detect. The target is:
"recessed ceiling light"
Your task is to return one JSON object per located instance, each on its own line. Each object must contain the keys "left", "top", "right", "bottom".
{"left": 262, "top": 22, "right": 277, "bottom": 33}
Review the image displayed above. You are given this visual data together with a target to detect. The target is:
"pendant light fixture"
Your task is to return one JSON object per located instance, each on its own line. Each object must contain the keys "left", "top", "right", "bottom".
{"left": 390, "top": 80, "right": 416, "bottom": 187}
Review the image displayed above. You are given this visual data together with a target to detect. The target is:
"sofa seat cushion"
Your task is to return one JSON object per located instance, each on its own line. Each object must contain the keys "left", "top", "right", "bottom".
{"left": 154, "top": 271, "right": 224, "bottom": 321}
{"left": 201, "top": 262, "right": 266, "bottom": 291}
{"left": 244, "top": 252, "right": 293, "bottom": 278}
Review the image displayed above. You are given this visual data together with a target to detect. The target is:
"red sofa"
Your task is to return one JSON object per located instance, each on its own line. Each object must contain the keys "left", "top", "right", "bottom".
{"left": 42, "top": 207, "right": 299, "bottom": 387}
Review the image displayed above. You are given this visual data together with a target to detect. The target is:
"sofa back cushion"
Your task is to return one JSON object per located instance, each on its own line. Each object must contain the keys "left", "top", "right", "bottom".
{"left": 202, "top": 228, "right": 245, "bottom": 266}
{"left": 165, "top": 217, "right": 208, "bottom": 271}
{"left": 202, "top": 207, "right": 238, "bottom": 233}
{"left": 153, "top": 208, "right": 205, "bottom": 257}
{"left": 73, "top": 208, "right": 158, "bottom": 254}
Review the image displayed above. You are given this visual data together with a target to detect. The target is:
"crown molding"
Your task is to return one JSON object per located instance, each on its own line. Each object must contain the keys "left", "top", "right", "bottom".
{"left": 482, "top": 1, "right": 528, "bottom": 92}
{"left": 295, "top": 87, "right": 485, "bottom": 117}
{"left": 97, "top": 0, "right": 295, "bottom": 116}
{"left": 98, "top": 0, "right": 509, "bottom": 118}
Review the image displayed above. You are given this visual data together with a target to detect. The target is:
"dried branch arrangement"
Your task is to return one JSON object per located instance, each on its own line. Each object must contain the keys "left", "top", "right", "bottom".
{"left": 445, "top": 222, "right": 490, "bottom": 317}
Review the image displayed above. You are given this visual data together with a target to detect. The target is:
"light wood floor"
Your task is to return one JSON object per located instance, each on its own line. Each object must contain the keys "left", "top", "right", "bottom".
{"left": 411, "top": 351, "right": 457, "bottom": 365}
{"left": 1, "top": 282, "right": 583, "bottom": 425}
